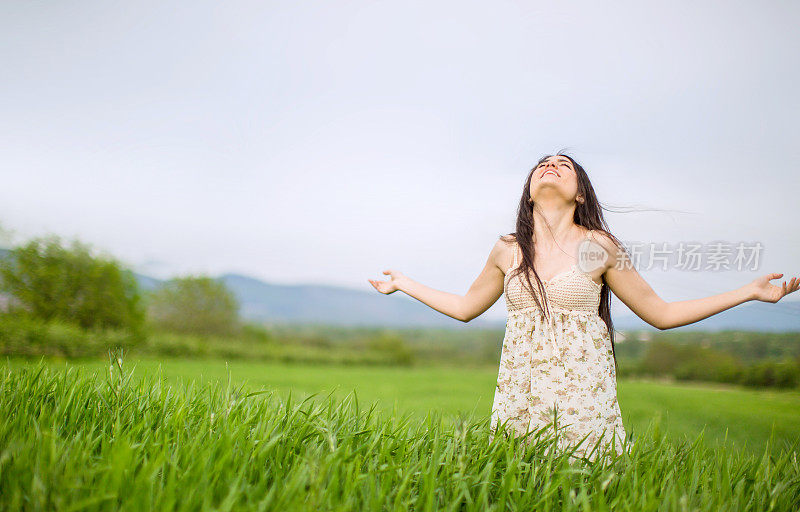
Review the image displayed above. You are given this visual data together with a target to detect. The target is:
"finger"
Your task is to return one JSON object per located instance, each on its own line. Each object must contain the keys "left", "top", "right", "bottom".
{"left": 769, "top": 273, "right": 784, "bottom": 280}
{"left": 383, "top": 270, "right": 391, "bottom": 275}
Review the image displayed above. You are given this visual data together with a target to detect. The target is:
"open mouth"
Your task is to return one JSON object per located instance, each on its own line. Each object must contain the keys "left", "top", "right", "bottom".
{"left": 541, "top": 169, "right": 560, "bottom": 178}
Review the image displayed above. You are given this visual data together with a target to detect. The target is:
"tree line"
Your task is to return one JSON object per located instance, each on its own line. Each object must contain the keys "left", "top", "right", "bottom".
{"left": 0, "top": 234, "right": 242, "bottom": 338}
{"left": 0, "top": 233, "right": 415, "bottom": 365}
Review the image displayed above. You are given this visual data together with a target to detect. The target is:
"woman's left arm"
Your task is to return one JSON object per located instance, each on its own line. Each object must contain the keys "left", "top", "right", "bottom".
{"left": 590, "top": 232, "right": 799, "bottom": 330}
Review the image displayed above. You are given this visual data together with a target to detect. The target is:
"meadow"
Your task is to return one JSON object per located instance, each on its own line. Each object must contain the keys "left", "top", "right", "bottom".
{"left": 7, "top": 356, "right": 800, "bottom": 457}
{"left": 2, "top": 357, "right": 799, "bottom": 511}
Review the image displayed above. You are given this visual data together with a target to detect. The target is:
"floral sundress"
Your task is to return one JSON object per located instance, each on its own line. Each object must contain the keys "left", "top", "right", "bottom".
{"left": 489, "top": 232, "right": 627, "bottom": 460}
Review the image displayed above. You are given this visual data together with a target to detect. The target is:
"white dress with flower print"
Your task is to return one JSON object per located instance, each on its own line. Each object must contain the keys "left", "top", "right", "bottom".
{"left": 489, "top": 233, "right": 626, "bottom": 459}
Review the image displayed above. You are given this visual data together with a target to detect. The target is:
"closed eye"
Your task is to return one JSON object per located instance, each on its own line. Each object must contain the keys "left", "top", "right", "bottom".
{"left": 536, "top": 162, "right": 572, "bottom": 169}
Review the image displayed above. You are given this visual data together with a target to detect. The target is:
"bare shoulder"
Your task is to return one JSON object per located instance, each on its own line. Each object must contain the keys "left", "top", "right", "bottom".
{"left": 494, "top": 234, "right": 518, "bottom": 269}
{"left": 585, "top": 228, "right": 615, "bottom": 248}
{"left": 498, "top": 234, "right": 518, "bottom": 252}
{"left": 585, "top": 229, "right": 625, "bottom": 267}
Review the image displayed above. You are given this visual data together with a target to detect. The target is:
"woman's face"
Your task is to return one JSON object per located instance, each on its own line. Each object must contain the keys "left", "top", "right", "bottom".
{"left": 529, "top": 156, "right": 580, "bottom": 203}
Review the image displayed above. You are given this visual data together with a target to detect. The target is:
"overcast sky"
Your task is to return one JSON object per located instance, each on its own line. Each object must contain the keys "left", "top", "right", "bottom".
{"left": 1, "top": 1, "right": 798, "bottom": 321}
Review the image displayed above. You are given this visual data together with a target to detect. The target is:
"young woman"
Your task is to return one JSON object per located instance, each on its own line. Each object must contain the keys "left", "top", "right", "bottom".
{"left": 368, "top": 153, "right": 799, "bottom": 460}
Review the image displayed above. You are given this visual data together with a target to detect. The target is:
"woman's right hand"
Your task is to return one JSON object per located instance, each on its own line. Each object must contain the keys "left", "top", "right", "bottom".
{"left": 368, "top": 269, "right": 407, "bottom": 295}
{"left": 366, "top": 238, "right": 507, "bottom": 322}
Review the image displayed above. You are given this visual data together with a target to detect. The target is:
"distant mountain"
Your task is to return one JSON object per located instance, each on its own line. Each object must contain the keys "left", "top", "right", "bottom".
{"left": 134, "top": 272, "right": 494, "bottom": 329}
{"left": 2, "top": 246, "right": 798, "bottom": 330}
{"left": 174, "top": 273, "right": 800, "bottom": 332}
{"left": 132, "top": 272, "right": 163, "bottom": 292}
{"left": 218, "top": 273, "right": 498, "bottom": 328}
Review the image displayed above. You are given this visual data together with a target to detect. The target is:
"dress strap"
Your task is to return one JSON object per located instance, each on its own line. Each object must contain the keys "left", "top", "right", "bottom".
{"left": 512, "top": 240, "right": 519, "bottom": 268}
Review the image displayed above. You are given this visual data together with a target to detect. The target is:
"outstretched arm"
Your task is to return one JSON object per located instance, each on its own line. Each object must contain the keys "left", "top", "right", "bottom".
{"left": 368, "top": 238, "right": 508, "bottom": 322}
{"left": 590, "top": 232, "right": 800, "bottom": 330}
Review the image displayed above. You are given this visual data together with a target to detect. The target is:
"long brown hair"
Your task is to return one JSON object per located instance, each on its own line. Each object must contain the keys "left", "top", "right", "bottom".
{"left": 502, "top": 151, "right": 627, "bottom": 366}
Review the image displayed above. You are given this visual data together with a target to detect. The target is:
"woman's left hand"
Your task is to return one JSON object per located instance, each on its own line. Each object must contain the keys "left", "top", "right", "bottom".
{"left": 748, "top": 273, "right": 799, "bottom": 303}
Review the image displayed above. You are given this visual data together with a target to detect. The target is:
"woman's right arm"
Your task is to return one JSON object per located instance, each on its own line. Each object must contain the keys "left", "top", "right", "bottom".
{"left": 368, "top": 238, "right": 509, "bottom": 322}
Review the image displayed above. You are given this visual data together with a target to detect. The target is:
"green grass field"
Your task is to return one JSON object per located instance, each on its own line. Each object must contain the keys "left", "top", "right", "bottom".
{"left": 2, "top": 357, "right": 800, "bottom": 511}
{"left": 6, "top": 356, "right": 799, "bottom": 456}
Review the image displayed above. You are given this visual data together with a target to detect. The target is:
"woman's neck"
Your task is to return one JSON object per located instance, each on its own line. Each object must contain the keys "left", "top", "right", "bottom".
{"left": 531, "top": 201, "right": 578, "bottom": 248}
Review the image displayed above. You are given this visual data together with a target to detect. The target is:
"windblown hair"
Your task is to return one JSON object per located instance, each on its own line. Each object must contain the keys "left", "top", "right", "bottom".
{"left": 502, "top": 151, "right": 627, "bottom": 366}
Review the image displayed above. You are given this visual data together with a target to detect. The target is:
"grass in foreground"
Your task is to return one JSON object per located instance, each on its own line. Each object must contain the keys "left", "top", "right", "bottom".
{"left": 1, "top": 360, "right": 799, "bottom": 511}
{"left": 8, "top": 356, "right": 800, "bottom": 456}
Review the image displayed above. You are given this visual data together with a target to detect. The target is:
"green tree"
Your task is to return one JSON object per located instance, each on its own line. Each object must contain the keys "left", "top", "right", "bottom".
{"left": 146, "top": 275, "right": 241, "bottom": 337}
{"left": 0, "top": 234, "right": 145, "bottom": 334}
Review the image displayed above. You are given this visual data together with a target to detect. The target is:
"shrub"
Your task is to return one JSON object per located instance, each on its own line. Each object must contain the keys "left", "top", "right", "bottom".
{"left": 638, "top": 341, "right": 701, "bottom": 376}
{"left": 674, "top": 352, "right": 744, "bottom": 384}
{"left": 0, "top": 234, "right": 145, "bottom": 334}
{"left": 740, "top": 359, "right": 800, "bottom": 389}
{"left": 0, "top": 312, "right": 142, "bottom": 358}
{"left": 146, "top": 275, "right": 241, "bottom": 337}
{"left": 240, "top": 322, "right": 273, "bottom": 344}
